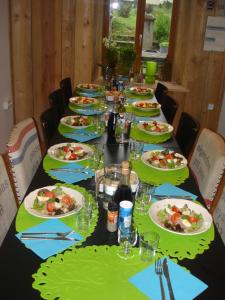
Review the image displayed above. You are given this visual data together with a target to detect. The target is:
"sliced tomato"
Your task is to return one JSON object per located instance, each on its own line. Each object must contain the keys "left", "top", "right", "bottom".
{"left": 62, "top": 195, "right": 73, "bottom": 206}
{"left": 46, "top": 202, "right": 55, "bottom": 212}
{"left": 63, "top": 146, "right": 70, "bottom": 152}
{"left": 188, "top": 216, "right": 198, "bottom": 223}
{"left": 171, "top": 205, "right": 180, "bottom": 213}
{"left": 165, "top": 154, "right": 173, "bottom": 159}
{"left": 151, "top": 155, "right": 158, "bottom": 161}
{"left": 69, "top": 153, "right": 78, "bottom": 160}
{"left": 171, "top": 212, "right": 181, "bottom": 224}
{"left": 74, "top": 146, "right": 83, "bottom": 151}
{"left": 44, "top": 191, "right": 55, "bottom": 198}
{"left": 155, "top": 127, "right": 161, "bottom": 132}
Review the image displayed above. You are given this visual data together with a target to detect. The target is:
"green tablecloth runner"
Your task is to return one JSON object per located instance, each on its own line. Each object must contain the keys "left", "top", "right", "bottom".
{"left": 130, "top": 124, "right": 172, "bottom": 143}
{"left": 32, "top": 245, "right": 160, "bottom": 300}
{"left": 134, "top": 203, "right": 215, "bottom": 260}
{"left": 130, "top": 158, "right": 189, "bottom": 186}
{"left": 126, "top": 104, "right": 160, "bottom": 117}
{"left": 16, "top": 184, "right": 98, "bottom": 241}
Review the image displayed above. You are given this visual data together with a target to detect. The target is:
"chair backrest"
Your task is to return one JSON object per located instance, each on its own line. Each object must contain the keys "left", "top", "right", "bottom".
{"left": 154, "top": 82, "right": 168, "bottom": 105}
{"left": 48, "top": 88, "right": 64, "bottom": 119}
{"left": 189, "top": 128, "right": 225, "bottom": 209}
{"left": 60, "top": 77, "right": 73, "bottom": 106}
{"left": 175, "top": 112, "right": 200, "bottom": 158}
{"left": 7, "top": 118, "right": 42, "bottom": 203}
{"left": 161, "top": 94, "right": 178, "bottom": 124}
{"left": 0, "top": 155, "right": 18, "bottom": 246}
{"left": 40, "top": 106, "right": 59, "bottom": 147}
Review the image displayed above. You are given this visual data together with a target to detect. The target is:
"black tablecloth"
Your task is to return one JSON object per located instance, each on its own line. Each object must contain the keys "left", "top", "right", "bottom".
{"left": 0, "top": 125, "right": 225, "bottom": 300}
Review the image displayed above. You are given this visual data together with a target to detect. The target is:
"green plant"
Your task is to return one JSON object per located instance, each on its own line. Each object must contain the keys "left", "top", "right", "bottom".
{"left": 154, "top": 12, "right": 171, "bottom": 43}
{"left": 102, "top": 37, "right": 119, "bottom": 67}
{"left": 119, "top": 44, "right": 136, "bottom": 68}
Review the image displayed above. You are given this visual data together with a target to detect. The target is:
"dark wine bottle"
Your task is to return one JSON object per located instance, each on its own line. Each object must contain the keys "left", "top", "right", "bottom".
{"left": 113, "top": 161, "right": 133, "bottom": 205}
{"left": 107, "top": 101, "right": 119, "bottom": 144}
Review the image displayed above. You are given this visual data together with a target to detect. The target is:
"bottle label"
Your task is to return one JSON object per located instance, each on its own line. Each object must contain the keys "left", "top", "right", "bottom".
{"left": 107, "top": 211, "right": 118, "bottom": 224}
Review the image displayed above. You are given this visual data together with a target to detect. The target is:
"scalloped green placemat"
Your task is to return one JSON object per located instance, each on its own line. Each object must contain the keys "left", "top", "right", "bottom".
{"left": 32, "top": 245, "right": 161, "bottom": 300}
{"left": 125, "top": 104, "right": 160, "bottom": 117}
{"left": 134, "top": 203, "right": 215, "bottom": 260}
{"left": 130, "top": 124, "right": 172, "bottom": 143}
{"left": 130, "top": 158, "right": 189, "bottom": 186}
{"left": 16, "top": 184, "right": 98, "bottom": 242}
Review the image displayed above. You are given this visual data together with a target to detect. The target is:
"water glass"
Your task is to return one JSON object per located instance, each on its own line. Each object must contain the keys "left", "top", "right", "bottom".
{"left": 135, "top": 182, "right": 155, "bottom": 214}
{"left": 130, "top": 140, "right": 144, "bottom": 159}
{"left": 75, "top": 204, "right": 92, "bottom": 232}
{"left": 139, "top": 231, "right": 159, "bottom": 262}
{"left": 115, "top": 113, "right": 133, "bottom": 144}
{"left": 117, "top": 225, "right": 138, "bottom": 259}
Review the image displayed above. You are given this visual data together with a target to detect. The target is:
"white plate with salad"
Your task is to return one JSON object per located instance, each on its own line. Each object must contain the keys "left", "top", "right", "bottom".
{"left": 76, "top": 83, "right": 102, "bottom": 92}
{"left": 129, "top": 86, "right": 154, "bottom": 96}
{"left": 24, "top": 186, "right": 85, "bottom": 218}
{"left": 137, "top": 121, "right": 173, "bottom": 135}
{"left": 149, "top": 199, "right": 212, "bottom": 235}
{"left": 141, "top": 149, "right": 187, "bottom": 171}
{"left": 48, "top": 143, "right": 93, "bottom": 163}
{"left": 69, "top": 96, "right": 98, "bottom": 107}
{"left": 132, "top": 100, "right": 161, "bottom": 111}
{"left": 60, "top": 115, "right": 92, "bottom": 129}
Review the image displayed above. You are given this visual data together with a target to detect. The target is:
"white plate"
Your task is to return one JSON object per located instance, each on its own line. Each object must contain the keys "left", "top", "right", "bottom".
{"left": 141, "top": 150, "right": 187, "bottom": 171}
{"left": 129, "top": 86, "right": 154, "bottom": 96}
{"left": 24, "top": 186, "right": 85, "bottom": 219}
{"left": 137, "top": 121, "right": 173, "bottom": 135}
{"left": 69, "top": 96, "right": 97, "bottom": 107}
{"left": 48, "top": 143, "right": 93, "bottom": 163}
{"left": 132, "top": 100, "right": 161, "bottom": 111}
{"left": 149, "top": 199, "right": 212, "bottom": 235}
{"left": 76, "top": 83, "right": 101, "bottom": 92}
{"left": 60, "top": 116, "right": 92, "bottom": 129}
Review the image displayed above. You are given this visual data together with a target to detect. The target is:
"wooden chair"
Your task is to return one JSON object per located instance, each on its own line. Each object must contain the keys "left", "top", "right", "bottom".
{"left": 6, "top": 118, "right": 42, "bottom": 204}
{"left": 189, "top": 128, "right": 225, "bottom": 209}
{"left": 40, "top": 106, "right": 59, "bottom": 147}
{"left": 175, "top": 112, "right": 200, "bottom": 158}
{"left": 154, "top": 82, "right": 168, "bottom": 105}
{"left": 0, "top": 154, "right": 18, "bottom": 246}
{"left": 161, "top": 94, "right": 178, "bottom": 124}
{"left": 48, "top": 88, "right": 64, "bottom": 119}
{"left": 60, "top": 77, "right": 73, "bottom": 106}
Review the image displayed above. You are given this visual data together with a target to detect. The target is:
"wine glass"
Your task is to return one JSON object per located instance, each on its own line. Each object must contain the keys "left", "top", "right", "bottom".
{"left": 117, "top": 225, "right": 138, "bottom": 259}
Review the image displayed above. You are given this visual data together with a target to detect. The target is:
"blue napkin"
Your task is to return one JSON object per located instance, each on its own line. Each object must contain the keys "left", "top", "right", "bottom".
{"left": 135, "top": 116, "right": 153, "bottom": 122}
{"left": 76, "top": 91, "right": 104, "bottom": 98}
{"left": 153, "top": 183, "right": 197, "bottom": 201}
{"left": 73, "top": 108, "right": 103, "bottom": 116}
{"left": 129, "top": 257, "right": 208, "bottom": 300}
{"left": 48, "top": 162, "right": 94, "bottom": 184}
{"left": 16, "top": 219, "right": 83, "bottom": 260}
{"left": 63, "top": 129, "right": 101, "bottom": 142}
{"left": 143, "top": 144, "right": 165, "bottom": 152}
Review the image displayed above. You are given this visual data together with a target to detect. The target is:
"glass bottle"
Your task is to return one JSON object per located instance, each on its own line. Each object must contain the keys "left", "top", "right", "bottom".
{"left": 107, "top": 100, "right": 119, "bottom": 144}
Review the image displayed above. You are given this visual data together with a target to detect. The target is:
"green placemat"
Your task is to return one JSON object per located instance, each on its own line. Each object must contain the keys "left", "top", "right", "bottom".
{"left": 130, "top": 158, "right": 189, "bottom": 186}
{"left": 130, "top": 124, "right": 171, "bottom": 143}
{"left": 16, "top": 184, "right": 98, "bottom": 240}
{"left": 134, "top": 203, "right": 215, "bottom": 260}
{"left": 32, "top": 245, "right": 160, "bottom": 300}
{"left": 126, "top": 104, "right": 160, "bottom": 117}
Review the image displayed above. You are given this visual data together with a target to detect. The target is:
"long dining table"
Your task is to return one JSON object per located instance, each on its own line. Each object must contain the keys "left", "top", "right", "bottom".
{"left": 1, "top": 88, "right": 225, "bottom": 300}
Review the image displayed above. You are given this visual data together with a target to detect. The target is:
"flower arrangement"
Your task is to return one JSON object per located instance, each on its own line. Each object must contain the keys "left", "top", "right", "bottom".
{"left": 102, "top": 36, "right": 119, "bottom": 68}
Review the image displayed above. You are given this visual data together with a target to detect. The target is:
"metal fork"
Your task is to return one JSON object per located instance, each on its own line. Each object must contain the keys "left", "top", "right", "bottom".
{"left": 155, "top": 259, "right": 166, "bottom": 300}
{"left": 21, "top": 230, "right": 74, "bottom": 238}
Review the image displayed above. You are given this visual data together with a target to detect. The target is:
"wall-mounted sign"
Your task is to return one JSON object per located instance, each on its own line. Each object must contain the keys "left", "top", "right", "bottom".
{"left": 204, "top": 16, "right": 225, "bottom": 52}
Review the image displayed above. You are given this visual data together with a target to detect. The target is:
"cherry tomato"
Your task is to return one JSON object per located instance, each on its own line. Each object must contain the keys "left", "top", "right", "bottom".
{"left": 69, "top": 153, "right": 77, "bottom": 160}
{"left": 74, "top": 146, "right": 82, "bottom": 151}
{"left": 63, "top": 146, "right": 70, "bottom": 152}
{"left": 47, "top": 202, "right": 55, "bottom": 212}
{"left": 188, "top": 216, "right": 198, "bottom": 223}
{"left": 151, "top": 155, "right": 158, "bottom": 161}
{"left": 165, "top": 154, "right": 173, "bottom": 159}
{"left": 171, "top": 205, "right": 180, "bottom": 213}
{"left": 44, "top": 191, "right": 55, "bottom": 198}
{"left": 171, "top": 212, "right": 181, "bottom": 224}
{"left": 62, "top": 195, "right": 73, "bottom": 206}
{"left": 155, "top": 127, "right": 161, "bottom": 132}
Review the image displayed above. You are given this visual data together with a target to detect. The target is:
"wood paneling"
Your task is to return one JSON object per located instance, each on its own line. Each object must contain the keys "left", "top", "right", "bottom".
{"left": 10, "top": 0, "right": 103, "bottom": 138}
{"left": 171, "top": 0, "right": 225, "bottom": 132}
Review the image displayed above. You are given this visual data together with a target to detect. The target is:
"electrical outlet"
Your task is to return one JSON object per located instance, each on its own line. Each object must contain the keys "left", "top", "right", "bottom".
{"left": 208, "top": 103, "right": 214, "bottom": 110}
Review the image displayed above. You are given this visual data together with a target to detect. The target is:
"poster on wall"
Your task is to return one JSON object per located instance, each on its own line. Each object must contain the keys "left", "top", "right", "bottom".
{"left": 203, "top": 16, "right": 225, "bottom": 51}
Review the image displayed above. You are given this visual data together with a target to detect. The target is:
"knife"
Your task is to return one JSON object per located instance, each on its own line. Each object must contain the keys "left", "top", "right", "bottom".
{"left": 163, "top": 258, "right": 175, "bottom": 300}
{"left": 20, "top": 236, "right": 80, "bottom": 241}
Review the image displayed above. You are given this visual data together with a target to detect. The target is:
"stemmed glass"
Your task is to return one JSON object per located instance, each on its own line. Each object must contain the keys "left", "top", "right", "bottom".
{"left": 117, "top": 225, "right": 138, "bottom": 259}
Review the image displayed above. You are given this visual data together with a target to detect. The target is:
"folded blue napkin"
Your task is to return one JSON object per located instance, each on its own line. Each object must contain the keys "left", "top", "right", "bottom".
{"left": 48, "top": 162, "right": 94, "bottom": 184}
{"left": 73, "top": 108, "right": 103, "bottom": 116}
{"left": 63, "top": 129, "right": 101, "bottom": 142}
{"left": 129, "top": 257, "right": 208, "bottom": 300}
{"left": 16, "top": 219, "right": 83, "bottom": 260}
{"left": 143, "top": 144, "right": 165, "bottom": 152}
{"left": 153, "top": 183, "right": 197, "bottom": 201}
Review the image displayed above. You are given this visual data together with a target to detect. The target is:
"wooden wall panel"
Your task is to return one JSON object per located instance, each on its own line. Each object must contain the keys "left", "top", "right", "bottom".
{"left": 171, "top": 0, "right": 225, "bottom": 132}
{"left": 10, "top": 0, "right": 33, "bottom": 122}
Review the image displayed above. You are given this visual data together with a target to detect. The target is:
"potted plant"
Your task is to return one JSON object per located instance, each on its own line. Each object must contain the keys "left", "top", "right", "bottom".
{"left": 117, "top": 44, "right": 136, "bottom": 75}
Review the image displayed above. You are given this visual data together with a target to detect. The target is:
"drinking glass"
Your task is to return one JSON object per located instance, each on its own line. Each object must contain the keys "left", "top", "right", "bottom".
{"left": 75, "top": 205, "right": 92, "bottom": 232}
{"left": 139, "top": 231, "right": 159, "bottom": 262}
{"left": 129, "top": 140, "right": 144, "bottom": 159}
{"left": 115, "top": 113, "right": 133, "bottom": 144}
{"left": 135, "top": 182, "right": 155, "bottom": 214}
{"left": 117, "top": 225, "right": 138, "bottom": 259}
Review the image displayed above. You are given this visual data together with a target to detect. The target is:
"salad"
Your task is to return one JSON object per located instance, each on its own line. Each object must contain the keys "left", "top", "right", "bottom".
{"left": 135, "top": 101, "right": 159, "bottom": 109}
{"left": 77, "top": 83, "right": 101, "bottom": 90}
{"left": 53, "top": 143, "right": 88, "bottom": 161}
{"left": 157, "top": 203, "right": 203, "bottom": 233}
{"left": 140, "top": 121, "right": 171, "bottom": 133}
{"left": 145, "top": 150, "right": 187, "bottom": 170}
{"left": 32, "top": 186, "right": 77, "bottom": 216}
{"left": 63, "top": 115, "right": 90, "bottom": 127}
{"left": 130, "top": 86, "right": 153, "bottom": 95}
{"left": 69, "top": 96, "right": 97, "bottom": 105}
